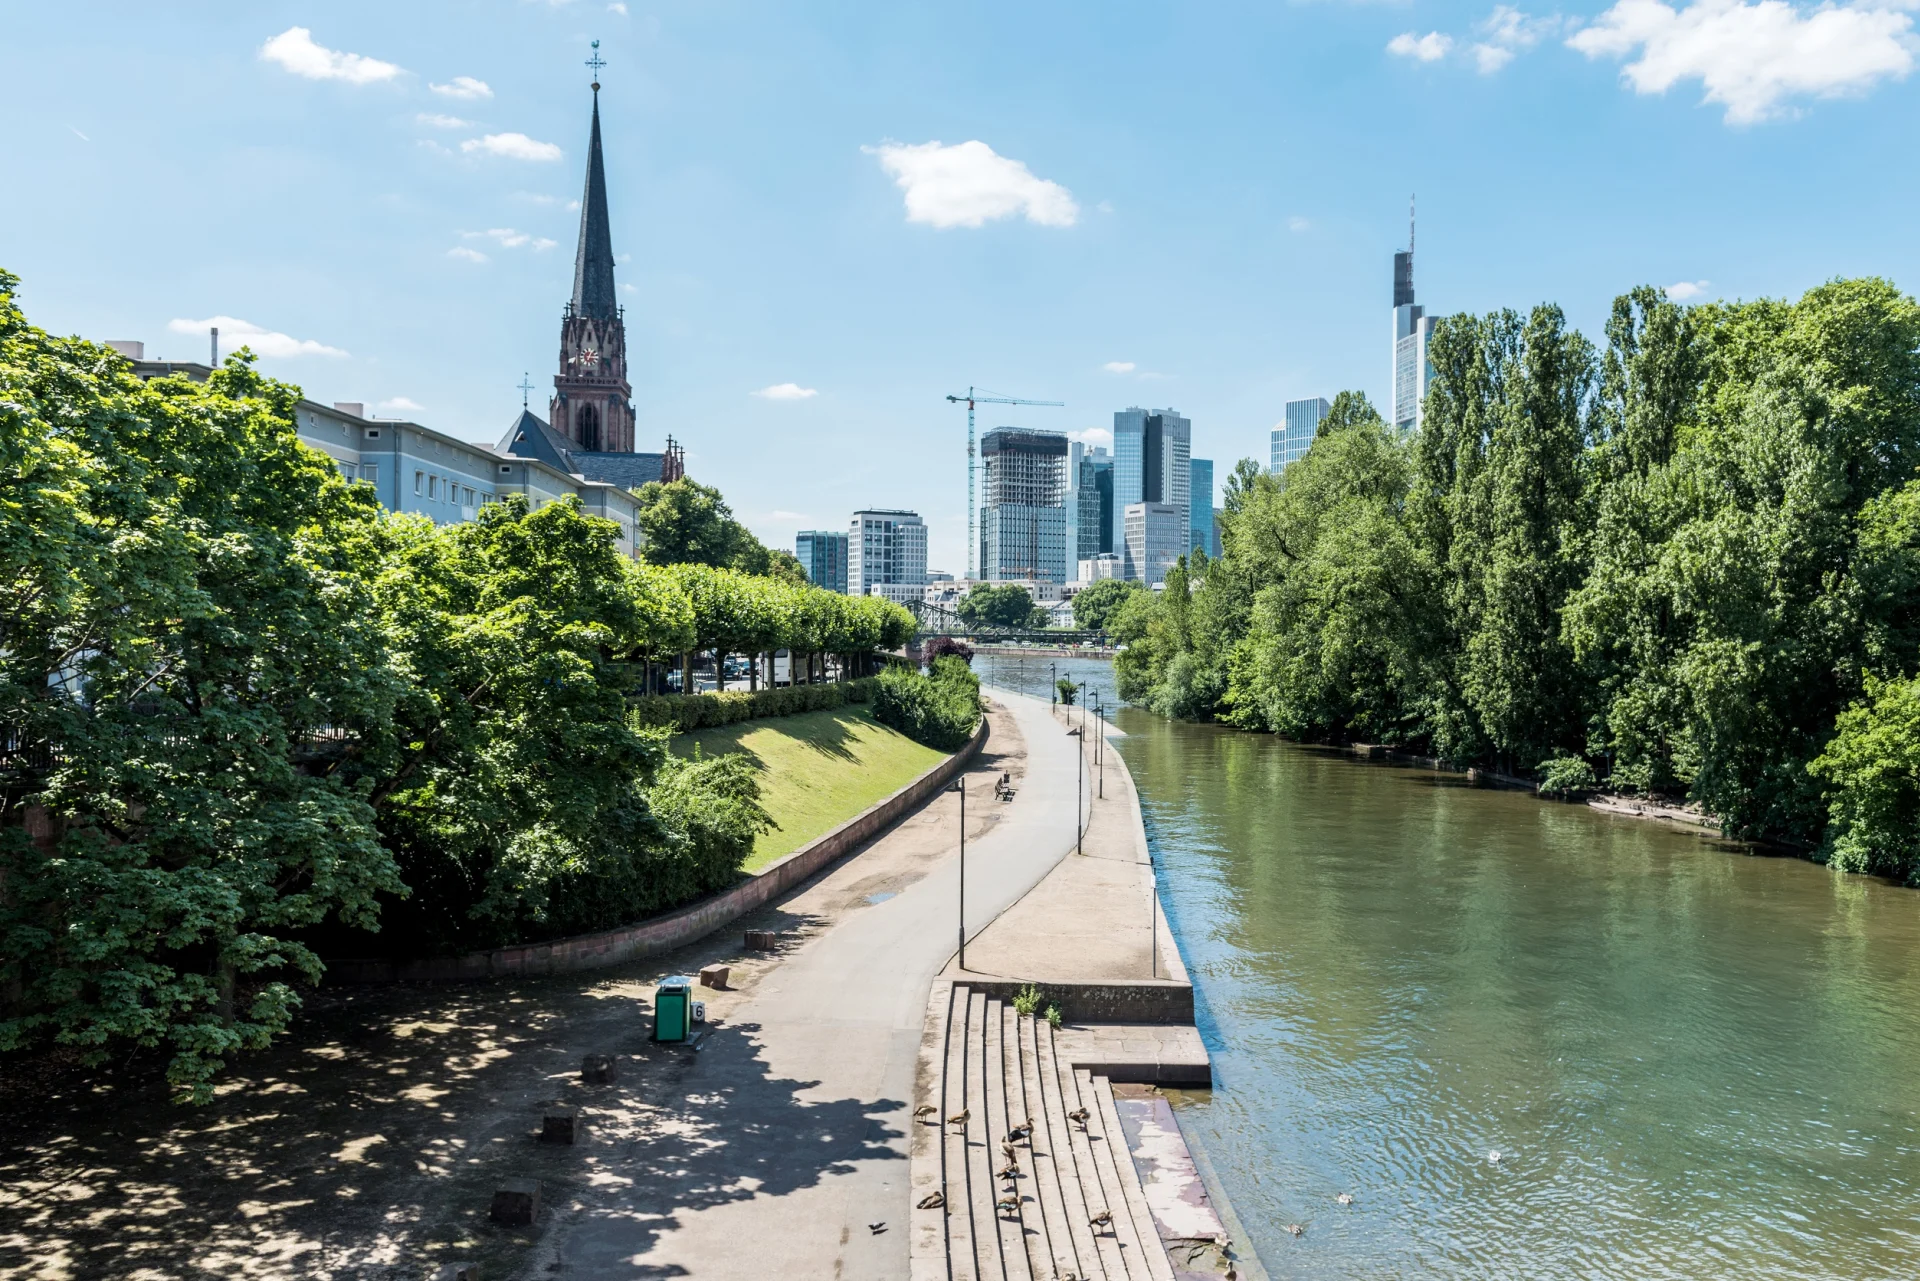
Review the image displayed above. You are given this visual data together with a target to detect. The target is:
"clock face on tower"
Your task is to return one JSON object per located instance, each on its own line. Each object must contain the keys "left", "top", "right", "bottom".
{"left": 573, "top": 347, "right": 600, "bottom": 369}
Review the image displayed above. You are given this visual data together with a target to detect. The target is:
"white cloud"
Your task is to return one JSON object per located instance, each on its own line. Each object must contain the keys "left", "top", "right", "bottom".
{"left": 69, "top": 126, "right": 90, "bottom": 142}
{"left": 463, "top": 228, "right": 558, "bottom": 252}
{"left": 752, "top": 383, "right": 820, "bottom": 400}
{"left": 1102, "top": 361, "right": 1137, "bottom": 374}
{"left": 430, "top": 76, "right": 492, "bottom": 100}
{"left": 1388, "top": 31, "right": 1455, "bottom": 61}
{"left": 1666, "top": 278, "right": 1713, "bottom": 298}
{"left": 1569, "top": 0, "right": 1915, "bottom": 123}
{"left": 619, "top": 283, "right": 638, "bottom": 294}
{"left": 447, "top": 246, "right": 488, "bottom": 263}
{"left": 1287, "top": 215, "right": 1311, "bottom": 232}
{"left": 259, "top": 27, "right": 402, "bottom": 84}
{"left": 1097, "top": 199, "right": 1116, "bottom": 214}
{"left": 416, "top": 112, "right": 471, "bottom": 128}
{"left": 1474, "top": 42, "right": 1519, "bottom": 71}
{"left": 1070, "top": 427, "right": 1114, "bottom": 449}
{"left": 863, "top": 139, "right": 1078, "bottom": 229}
{"left": 768, "top": 510, "right": 809, "bottom": 521}
{"left": 609, "top": 1, "right": 629, "bottom": 11}
{"left": 167, "top": 315, "right": 347, "bottom": 358}
{"left": 379, "top": 396, "right": 424, "bottom": 413}
{"left": 462, "top": 132, "right": 563, "bottom": 162}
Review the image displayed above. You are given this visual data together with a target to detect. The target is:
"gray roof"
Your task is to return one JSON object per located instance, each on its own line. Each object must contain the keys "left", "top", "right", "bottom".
{"left": 496, "top": 408, "right": 663, "bottom": 490}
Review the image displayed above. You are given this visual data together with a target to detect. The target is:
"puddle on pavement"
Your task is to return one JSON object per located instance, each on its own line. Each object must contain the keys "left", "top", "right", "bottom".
{"left": 866, "top": 891, "right": 897, "bottom": 905}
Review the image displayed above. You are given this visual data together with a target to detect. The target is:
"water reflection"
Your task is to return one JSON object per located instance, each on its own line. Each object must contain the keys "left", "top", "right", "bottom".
{"left": 1114, "top": 711, "right": 1920, "bottom": 1280}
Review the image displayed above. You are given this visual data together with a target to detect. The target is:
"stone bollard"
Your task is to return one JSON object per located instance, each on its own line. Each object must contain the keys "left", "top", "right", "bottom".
{"left": 744, "top": 930, "right": 778, "bottom": 951}
{"left": 580, "top": 1053, "right": 619, "bottom": 1084}
{"left": 435, "top": 1265, "right": 479, "bottom": 1281}
{"left": 699, "top": 964, "right": 730, "bottom": 989}
{"left": 541, "top": 1104, "right": 582, "bottom": 1145}
{"left": 489, "top": 1179, "right": 541, "bottom": 1226}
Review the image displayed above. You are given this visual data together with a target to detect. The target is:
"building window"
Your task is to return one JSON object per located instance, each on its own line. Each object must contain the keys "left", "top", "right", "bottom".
{"left": 361, "top": 463, "right": 379, "bottom": 485}
{"left": 500, "top": 465, "right": 512, "bottom": 475}
{"left": 463, "top": 487, "right": 475, "bottom": 506}
{"left": 414, "top": 470, "right": 424, "bottom": 496}
{"left": 365, "top": 428, "right": 381, "bottom": 440}
{"left": 337, "top": 460, "right": 355, "bottom": 479}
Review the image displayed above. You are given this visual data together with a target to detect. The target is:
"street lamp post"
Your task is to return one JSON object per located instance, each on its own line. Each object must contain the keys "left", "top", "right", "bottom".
{"left": 1094, "top": 694, "right": 1105, "bottom": 799}
{"left": 1050, "top": 660, "right": 1058, "bottom": 709}
{"left": 953, "top": 779, "right": 967, "bottom": 970}
{"left": 1071, "top": 725, "right": 1083, "bottom": 855}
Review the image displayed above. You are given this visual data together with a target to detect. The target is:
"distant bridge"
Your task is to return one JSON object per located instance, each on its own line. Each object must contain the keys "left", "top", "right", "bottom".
{"left": 909, "top": 600, "right": 1108, "bottom": 648}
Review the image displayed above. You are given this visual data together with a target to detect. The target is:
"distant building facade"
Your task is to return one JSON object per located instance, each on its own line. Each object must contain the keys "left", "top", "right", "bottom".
{"left": 1271, "top": 396, "right": 1330, "bottom": 473}
{"left": 795, "top": 530, "right": 849, "bottom": 593}
{"left": 1392, "top": 243, "right": 1437, "bottom": 434}
{"left": 849, "top": 509, "right": 927, "bottom": 598}
{"left": 1124, "top": 502, "right": 1186, "bottom": 589}
{"left": 1074, "top": 445, "right": 1114, "bottom": 562}
{"left": 1111, "top": 408, "right": 1191, "bottom": 579}
{"left": 1079, "top": 553, "right": 1122, "bottom": 582}
{"left": 979, "top": 427, "right": 1070, "bottom": 587}
{"left": 1189, "top": 457, "right": 1219, "bottom": 558}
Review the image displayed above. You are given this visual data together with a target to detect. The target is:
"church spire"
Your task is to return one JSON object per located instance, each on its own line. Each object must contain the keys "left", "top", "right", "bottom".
{"left": 570, "top": 46, "right": 617, "bottom": 322}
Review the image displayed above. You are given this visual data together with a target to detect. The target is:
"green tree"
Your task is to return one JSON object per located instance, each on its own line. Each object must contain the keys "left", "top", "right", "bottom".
{"left": 1070, "top": 578, "right": 1141, "bottom": 631}
{"left": 1810, "top": 674, "right": 1920, "bottom": 882}
{"left": 957, "top": 583, "right": 1042, "bottom": 629}
{"left": 0, "top": 284, "right": 405, "bottom": 1101}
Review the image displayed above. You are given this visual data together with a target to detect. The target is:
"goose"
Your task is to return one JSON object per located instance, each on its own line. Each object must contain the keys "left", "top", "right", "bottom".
{"left": 917, "top": 1191, "right": 945, "bottom": 1210}
{"left": 1287, "top": 1224, "right": 1305, "bottom": 1237}
{"left": 1088, "top": 1209, "right": 1113, "bottom": 1231}
{"left": 945, "top": 1109, "right": 970, "bottom": 1128}
{"left": 1336, "top": 1193, "right": 1354, "bottom": 1206}
{"left": 1067, "top": 1106, "right": 1090, "bottom": 1128}
{"left": 996, "top": 1195, "right": 1020, "bottom": 1216}
{"left": 914, "top": 1104, "right": 937, "bottom": 1118}
{"left": 1487, "top": 1150, "right": 1502, "bottom": 1165}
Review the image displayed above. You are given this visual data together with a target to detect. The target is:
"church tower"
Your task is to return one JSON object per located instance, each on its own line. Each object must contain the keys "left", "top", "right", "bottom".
{"left": 549, "top": 74, "right": 635, "bottom": 454}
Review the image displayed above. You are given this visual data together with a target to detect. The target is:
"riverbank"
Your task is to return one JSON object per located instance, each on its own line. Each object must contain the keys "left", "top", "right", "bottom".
{"left": 907, "top": 696, "right": 1256, "bottom": 1281}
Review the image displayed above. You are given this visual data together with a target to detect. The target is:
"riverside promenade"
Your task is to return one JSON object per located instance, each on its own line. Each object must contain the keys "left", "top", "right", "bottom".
{"left": 549, "top": 688, "right": 1111, "bottom": 1277}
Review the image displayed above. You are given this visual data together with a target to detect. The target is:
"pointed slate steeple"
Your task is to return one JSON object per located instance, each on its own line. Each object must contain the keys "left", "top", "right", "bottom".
{"left": 549, "top": 61, "right": 635, "bottom": 456}
{"left": 570, "top": 89, "right": 618, "bottom": 321}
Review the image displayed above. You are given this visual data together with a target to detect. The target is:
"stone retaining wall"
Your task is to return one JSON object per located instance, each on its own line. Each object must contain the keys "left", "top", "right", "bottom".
{"left": 953, "top": 978, "right": 1195, "bottom": 1025}
{"left": 326, "top": 715, "right": 990, "bottom": 984}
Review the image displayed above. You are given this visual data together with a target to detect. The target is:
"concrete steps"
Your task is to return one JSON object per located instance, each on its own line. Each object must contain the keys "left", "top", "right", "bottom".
{"left": 915, "top": 982, "right": 1178, "bottom": 1281}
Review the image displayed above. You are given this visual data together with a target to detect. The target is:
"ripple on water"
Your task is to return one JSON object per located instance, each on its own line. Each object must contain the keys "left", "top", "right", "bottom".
{"left": 1123, "top": 711, "right": 1920, "bottom": 1281}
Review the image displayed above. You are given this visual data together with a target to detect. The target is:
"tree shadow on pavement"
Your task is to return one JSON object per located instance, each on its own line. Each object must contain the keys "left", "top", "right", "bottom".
{"left": 0, "top": 977, "right": 902, "bottom": 1280}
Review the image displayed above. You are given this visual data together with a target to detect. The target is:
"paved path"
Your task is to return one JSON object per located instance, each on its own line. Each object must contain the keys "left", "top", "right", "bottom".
{"left": 553, "top": 690, "right": 1089, "bottom": 1279}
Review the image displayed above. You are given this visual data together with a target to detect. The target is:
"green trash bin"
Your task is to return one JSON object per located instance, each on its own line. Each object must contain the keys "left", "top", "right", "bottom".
{"left": 654, "top": 976, "right": 693, "bottom": 1043}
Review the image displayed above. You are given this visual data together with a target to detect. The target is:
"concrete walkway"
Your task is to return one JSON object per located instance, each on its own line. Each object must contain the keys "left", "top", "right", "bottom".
{"left": 550, "top": 690, "right": 1091, "bottom": 1279}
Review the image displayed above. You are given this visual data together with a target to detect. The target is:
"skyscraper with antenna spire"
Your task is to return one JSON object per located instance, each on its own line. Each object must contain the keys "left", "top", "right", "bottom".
{"left": 1392, "top": 195, "right": 1436, "bottom": 433}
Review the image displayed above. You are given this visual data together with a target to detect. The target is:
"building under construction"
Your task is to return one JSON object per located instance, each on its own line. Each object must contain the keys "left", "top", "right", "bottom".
{"left": 979, "top": 427, "right": 1070, "bottom": 587}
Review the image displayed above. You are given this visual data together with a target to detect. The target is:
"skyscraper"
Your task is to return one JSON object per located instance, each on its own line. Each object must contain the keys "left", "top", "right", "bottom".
{"left": 1110, "top": 407, "right": 1191, "bottom": 577}
{"left": 849, "top": 510, "right": 927, "bottom": 599}
{"left": 1391, "top": 206, "right": 1438, "bottom": 434}
{"left": 1076, "top": 446, "right": 1113, "bottom": 562}
{"left": 795, "top": 530, "right": 849, "bottom": 594}
{"left": 1270, "top": 397, "right": 1331, "bottom": 473}
{"left": 1189, "top": 458, "right": 1217, "bottom": 558}
{"left": 979, "top": 427, "right": 1070, "bottom": 586}
{"left": 1124, "top": 503, "right": 1186, "bottom": 588}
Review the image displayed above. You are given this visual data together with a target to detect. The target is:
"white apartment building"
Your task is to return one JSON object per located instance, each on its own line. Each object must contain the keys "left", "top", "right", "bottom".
{"left": 849, "top": 509, "right": 928, "bottom": 599}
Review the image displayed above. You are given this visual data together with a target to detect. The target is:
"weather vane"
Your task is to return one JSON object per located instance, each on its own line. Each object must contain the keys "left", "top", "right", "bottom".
{"left": 518, "top": 372, "right": 534, "bottom": 408}
{"left": 586, "top": 39, "right": 605, "bottom": 91}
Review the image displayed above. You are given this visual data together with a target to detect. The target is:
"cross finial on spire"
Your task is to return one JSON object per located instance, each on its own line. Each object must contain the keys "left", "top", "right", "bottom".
{"left": 586, "top": 39, "right": 605, "bottom": 91}
{"left": 518, "top": 372, "right": 534, "bottom": 408}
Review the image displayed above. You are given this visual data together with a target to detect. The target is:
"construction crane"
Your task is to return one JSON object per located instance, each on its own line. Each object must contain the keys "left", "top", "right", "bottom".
{"left": 945, "top": 387, "right": 1064, "bottom": 580}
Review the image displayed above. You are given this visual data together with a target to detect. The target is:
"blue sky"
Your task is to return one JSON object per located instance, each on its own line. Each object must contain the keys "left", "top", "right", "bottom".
{"left": 6, "top": 1, "right": 1917, "bottom": 571}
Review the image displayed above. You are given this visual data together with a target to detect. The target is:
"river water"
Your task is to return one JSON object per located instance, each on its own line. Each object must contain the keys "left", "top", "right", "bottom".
{"left": 974, "top": 652, "right": 1920, "bottom": 1280}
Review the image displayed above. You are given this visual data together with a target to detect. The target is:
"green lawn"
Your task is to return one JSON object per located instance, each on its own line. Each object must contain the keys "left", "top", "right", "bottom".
{"left": 673, "top": 704, "right": 949, "bottom": 873}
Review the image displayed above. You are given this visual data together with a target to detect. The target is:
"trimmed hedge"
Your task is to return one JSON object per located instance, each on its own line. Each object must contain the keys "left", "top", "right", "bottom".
{"left": 631, "top": 677, "right": 879, "bottom": 734}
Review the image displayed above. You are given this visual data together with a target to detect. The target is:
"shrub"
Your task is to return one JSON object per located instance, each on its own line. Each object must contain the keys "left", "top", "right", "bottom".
{"left": 1045, "top": 1004, "right": 1062, "bottom": 1028}
{"left": 1537, "top": 755, "right": 1599, "bottom": 800}
{"left": 1057, "top": 678, "right": 1078, "bottom": 706}
{"left": 925, "top": 635, "right": 974, "bottom": 665}
{"left": 630, "top": 677, "right": 877, "bottom": 734}
{"left": 1013, "top": 983, "right": 1042, "bottom": 1016}
{"left": 872, "top": 658, "right": 981, "bottom": 750}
